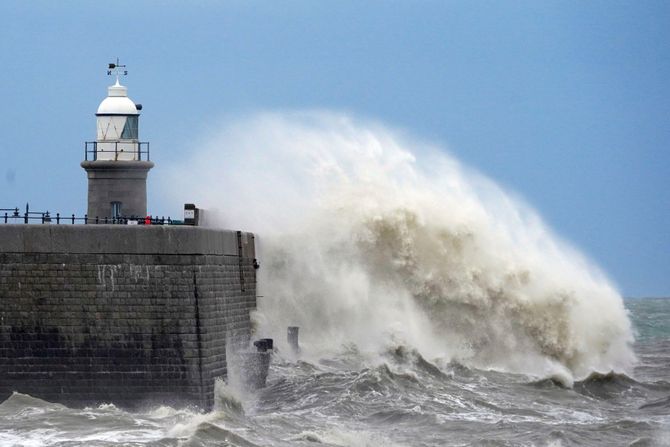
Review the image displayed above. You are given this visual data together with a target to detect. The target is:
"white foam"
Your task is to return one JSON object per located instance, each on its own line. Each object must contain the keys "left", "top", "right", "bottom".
{"left": 288, "top": 426, "right": 404, "bottom": 447}
{"left": 161, "top": 110, "right": 635, "bottom": 382}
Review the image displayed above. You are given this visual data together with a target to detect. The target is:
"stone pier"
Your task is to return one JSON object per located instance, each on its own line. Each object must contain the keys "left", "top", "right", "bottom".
{"left": 0, "top": 225, "right": 257, "bottom": 410}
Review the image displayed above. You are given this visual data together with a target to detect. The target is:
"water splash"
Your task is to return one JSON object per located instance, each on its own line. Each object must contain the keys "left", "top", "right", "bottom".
{"left": 161, "top": 111, "right": 635, "bottom": 382}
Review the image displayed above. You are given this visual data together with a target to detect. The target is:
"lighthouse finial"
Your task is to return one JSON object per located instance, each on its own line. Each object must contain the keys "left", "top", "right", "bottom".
{"left": 107, "top": 58, "right": 128, "bottom": 84}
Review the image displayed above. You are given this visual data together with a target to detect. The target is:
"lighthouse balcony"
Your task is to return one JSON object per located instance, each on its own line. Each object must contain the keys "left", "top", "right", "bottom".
{"left": 85, "top": 141, "right": 150, "bottom": 161}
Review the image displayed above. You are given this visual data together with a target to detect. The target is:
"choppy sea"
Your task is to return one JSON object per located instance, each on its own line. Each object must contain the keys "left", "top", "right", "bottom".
{"left": 0, "top": 297, "right": 668, "bottom": 447}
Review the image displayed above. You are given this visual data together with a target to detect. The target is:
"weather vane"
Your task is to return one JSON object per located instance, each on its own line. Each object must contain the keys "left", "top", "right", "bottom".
{"left": 107, "top": 58, "right": 128, "bottom": 82}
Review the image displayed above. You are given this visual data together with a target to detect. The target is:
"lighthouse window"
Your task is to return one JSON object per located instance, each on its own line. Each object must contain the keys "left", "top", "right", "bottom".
{"left": 111, "top": 202, "right": 122, "bottom": 219}
{"left": 120, "top": 116, "right": 138, "bottom": 139}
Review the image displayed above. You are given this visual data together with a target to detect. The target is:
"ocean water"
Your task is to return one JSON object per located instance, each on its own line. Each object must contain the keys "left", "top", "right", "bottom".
{"left": 0, "top": 298, "right": 668, "bottom": 447}
{"left": 2, "top": 113, "right": 667, "bottom": 446}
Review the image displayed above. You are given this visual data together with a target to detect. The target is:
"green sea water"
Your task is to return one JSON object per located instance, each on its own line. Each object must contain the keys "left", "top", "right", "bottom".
{"left": 627, "top": 297, "right": 670, "bottom": 340}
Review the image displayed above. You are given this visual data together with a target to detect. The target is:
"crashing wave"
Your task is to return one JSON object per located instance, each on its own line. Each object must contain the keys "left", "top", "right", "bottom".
{"left": 163, "top": 111, "right": 636, "bottom": 383}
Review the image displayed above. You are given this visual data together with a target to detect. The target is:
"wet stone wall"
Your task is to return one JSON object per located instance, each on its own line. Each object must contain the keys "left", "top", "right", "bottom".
{"left": 0, "top": 225, "right": 257, "bottom": 410}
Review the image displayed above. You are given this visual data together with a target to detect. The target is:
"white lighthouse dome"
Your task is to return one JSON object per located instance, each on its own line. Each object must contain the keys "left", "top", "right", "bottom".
{"left": 96, "top": 80, "right": 139, "bottom": 115}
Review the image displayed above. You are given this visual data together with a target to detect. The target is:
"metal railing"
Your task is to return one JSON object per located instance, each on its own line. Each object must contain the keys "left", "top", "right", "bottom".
{"left": 84, "top": 141, "right": 150, "bottom": 161}
{"left": 2, "top": 204, "right": 183, "bottom": 225}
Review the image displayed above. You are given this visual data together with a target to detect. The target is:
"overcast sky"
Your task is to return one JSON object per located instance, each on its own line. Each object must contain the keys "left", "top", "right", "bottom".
{"left": 0, "top": 1, "right": 668, "bottom": 296}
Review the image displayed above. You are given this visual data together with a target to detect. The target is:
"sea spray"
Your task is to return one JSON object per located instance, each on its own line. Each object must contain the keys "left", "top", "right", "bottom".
{"left": 161, "top": 111, "right": 635, "bottom": 382}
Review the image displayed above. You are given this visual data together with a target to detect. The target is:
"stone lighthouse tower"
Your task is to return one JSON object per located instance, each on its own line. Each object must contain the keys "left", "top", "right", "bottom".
{"left": 81, "top": 61, "right": 153, "bottom": 220}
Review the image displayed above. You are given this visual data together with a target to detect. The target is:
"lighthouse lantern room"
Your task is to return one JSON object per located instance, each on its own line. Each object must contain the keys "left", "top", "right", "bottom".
{"left": 81, "top": 61, "right": 154, "bottom": 220}
{"left": 95, "top": 79, "right": 141, "bottom": 160}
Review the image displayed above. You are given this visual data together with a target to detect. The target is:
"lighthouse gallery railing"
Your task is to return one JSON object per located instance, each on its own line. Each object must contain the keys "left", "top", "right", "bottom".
{"left": 84, "top": 141, "right": 150, "bottom": 161}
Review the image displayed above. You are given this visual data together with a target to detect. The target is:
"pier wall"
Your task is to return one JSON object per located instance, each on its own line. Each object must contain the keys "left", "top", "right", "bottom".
{"left": 0, "top": 225, "right": 257, "bottom": 409}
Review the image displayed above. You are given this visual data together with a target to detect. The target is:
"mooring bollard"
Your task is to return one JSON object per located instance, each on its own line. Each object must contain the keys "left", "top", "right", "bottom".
{"left": 253, "top": 338, "right": 274, "bottom": 352}
{"left": 287, "top": 326, "right": 300, "bottom": 353}
{"left": 235, "top": 338, "right": 273, "bottom": 391}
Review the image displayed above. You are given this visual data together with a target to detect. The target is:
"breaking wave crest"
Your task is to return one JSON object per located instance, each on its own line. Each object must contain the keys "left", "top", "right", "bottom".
{"left": 163, "top": 111, "right": 635, "bottom": 383}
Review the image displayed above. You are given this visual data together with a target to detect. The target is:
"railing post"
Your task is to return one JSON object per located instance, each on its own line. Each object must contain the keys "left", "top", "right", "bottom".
{"left": 56, "top": 213, "right": 60, "bottom": 224}
{"left": 4, "top": 213, "right": 7, "bottom": 223}
{"left": 84, "top": 214, "right": 88, "bottom": 225}
{"left": 24, "top": 203, "right": 29, "bottom": 224}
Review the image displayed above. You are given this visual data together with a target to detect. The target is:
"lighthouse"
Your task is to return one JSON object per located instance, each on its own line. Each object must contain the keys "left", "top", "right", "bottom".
{"left": 81, "top": 61, "right": 153, "bottom": 220}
